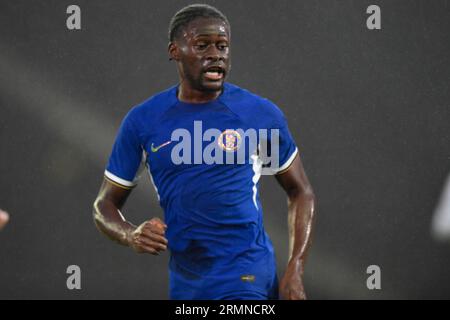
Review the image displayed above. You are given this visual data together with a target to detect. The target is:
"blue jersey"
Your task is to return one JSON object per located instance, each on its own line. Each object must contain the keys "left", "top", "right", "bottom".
{"left": 105, "top": 83, "right": 298, "bottom": 299}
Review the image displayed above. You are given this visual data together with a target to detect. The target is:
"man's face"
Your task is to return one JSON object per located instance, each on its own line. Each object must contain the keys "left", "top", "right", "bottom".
{"left": 171, "top": 17, "right": 231, "bottom": 92}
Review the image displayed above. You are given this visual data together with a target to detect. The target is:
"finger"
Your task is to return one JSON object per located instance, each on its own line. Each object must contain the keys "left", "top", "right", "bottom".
{"left": 148, "top": 222, "right": 167, "bottom": 233}
{"left": 284, "top": 290, "right": 291, "bottom": 300}
{"left": 138, "top": 237, "right": 167, "bottom": 252}
{"left": 149, "top": 218, "right": 167, "bottom": 229}
{"left": 136, "top": 243, "right": 159, "bottom": 255}
{"left": 138, "top": 230, "right": 168, "bottom": 246}
{"left": 133, "top": 235, "right": 161, "bottom": 252}
{"left": 135, "top": 243, "right": 158, "bottom": 255}
{"left": 150, "top": 217, "right": 167, "bottom": 226}
{"left": 298, "top": 289, "right": 306, "bottom": 300}
{"left": 146, "top": 240, "right": 167, "bottom": 252}
{"left": 142, "top": 246, "right": 159, "bottom": 255}
{"left": 143, "top": 224, "right": 166, "bottom": 236}
{"left": 290, "top": 290, "right": 305, "bottom": 300}
{"left": 145, "top": 233, "right": 168, "bottom": 246}
{"left": 280, "top": 285, "right": 290, "bottom": 300}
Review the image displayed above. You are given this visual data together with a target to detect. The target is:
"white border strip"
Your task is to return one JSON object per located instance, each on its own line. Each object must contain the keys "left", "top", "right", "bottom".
{"left": 275, "top": 147, "right": 298, "bottom": 174}
{"left": 104, "top": 170, "right": 136, "bottom": 187}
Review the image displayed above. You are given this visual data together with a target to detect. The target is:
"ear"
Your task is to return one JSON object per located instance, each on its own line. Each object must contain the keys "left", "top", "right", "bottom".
{"left": 168, "top": 42, "right": 180, "bottom": 61}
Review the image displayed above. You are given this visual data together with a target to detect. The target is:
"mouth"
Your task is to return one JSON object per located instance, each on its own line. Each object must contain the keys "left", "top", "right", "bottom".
{"left": 203, "top": 65, "right": 225, "bottom": 81}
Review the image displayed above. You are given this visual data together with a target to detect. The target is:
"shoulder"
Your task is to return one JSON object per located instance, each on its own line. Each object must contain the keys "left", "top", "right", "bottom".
{"left": 126, "top": 85, "right": 178, "bottom": 124}
{"left": 222, "top": 83, "right": 286, "bottom": 126}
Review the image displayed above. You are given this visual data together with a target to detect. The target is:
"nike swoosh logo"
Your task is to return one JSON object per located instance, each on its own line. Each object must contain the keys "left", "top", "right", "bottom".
{"left": 151, "top": 141, "right": 172, "bottom": 152}
{"left": 240, "top": 275, "right": 255, "bottom": 282}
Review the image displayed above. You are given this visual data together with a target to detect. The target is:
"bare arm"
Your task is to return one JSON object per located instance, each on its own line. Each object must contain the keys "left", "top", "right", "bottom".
{"left": 275, "top": 154, "right": 316, "bottom": 299}
{"left": 93, "top": 179, "right": 168, "bottom": 255}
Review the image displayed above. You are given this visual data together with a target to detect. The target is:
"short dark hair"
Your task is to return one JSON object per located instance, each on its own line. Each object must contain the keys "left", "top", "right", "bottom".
{"left": 168, "top": 4, "right": 230, "bottom": 42}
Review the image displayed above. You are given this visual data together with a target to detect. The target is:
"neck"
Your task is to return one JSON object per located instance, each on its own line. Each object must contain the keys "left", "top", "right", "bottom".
{"left": 177, "top": 79, "right": 222, "bottom": 104}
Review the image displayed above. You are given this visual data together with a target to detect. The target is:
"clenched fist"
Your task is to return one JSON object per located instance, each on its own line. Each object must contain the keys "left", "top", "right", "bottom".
{"left": 127, "top": 218, "right": 168, "bottom": 255}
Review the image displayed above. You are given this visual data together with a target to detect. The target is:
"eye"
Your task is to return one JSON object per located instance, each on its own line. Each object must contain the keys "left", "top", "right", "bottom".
{"left": 195, "top": 43, "right": 208, "bottom": 50}
{"left": 217, "top": 44, "right": 228, "bottom": 50}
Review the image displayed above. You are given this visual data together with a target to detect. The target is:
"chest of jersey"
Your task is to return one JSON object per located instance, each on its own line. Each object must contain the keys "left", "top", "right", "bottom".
{"left": 144, "top": 101, "right": 259, "bottom": 173}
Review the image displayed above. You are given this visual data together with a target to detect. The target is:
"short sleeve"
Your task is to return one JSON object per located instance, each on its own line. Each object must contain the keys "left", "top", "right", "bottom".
{"left": 105, "top": 111, "right": 144, "bottom": 189}
{"left": 259, "top": 104, "right": 298, "bottom": 175}
{"left": 271, "top": 113, "right": 298, "bottom": 174}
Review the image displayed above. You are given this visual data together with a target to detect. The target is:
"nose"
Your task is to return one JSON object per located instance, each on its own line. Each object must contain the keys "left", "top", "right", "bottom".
{"left": 205, "top": 45, "right": 224, "bottom": 62}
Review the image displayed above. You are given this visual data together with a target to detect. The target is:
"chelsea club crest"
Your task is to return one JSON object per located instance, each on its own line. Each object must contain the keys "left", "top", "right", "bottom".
{"left": 218, "top": 129, "right": 242, "bottom": 152}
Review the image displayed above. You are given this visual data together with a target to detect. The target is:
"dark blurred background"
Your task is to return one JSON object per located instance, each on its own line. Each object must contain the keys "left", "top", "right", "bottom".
{"left": 0, "top": 0, "right": 449, "bottom": 299}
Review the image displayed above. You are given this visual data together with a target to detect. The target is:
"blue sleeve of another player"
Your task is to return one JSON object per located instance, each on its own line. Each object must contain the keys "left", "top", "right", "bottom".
{"left": 274, "top": 114, "right": 298, "bottom": 174}
{"left": 105, "top": 111, "right": 144, "bottom": 189}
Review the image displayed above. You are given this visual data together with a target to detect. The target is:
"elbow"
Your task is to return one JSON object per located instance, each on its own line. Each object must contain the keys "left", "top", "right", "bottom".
{"left": 288, "top": 185, "right": 315, "bottom": 202}
{"left": 305, "top": 188, "right": 316, "bottom": 203}
{"left": 300, "top": 189, "right": 316, "bottom": 211}
{"left": 92, "top": 198, "right": 105, "bottom": 230}
{"left": 288, "top": 185, "right": 316, "bottom": 215}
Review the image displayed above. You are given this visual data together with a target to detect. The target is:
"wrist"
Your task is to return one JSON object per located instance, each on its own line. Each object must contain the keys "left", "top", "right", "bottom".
{"left": 122, "top": 222, "right": 136, "bottom": 247}
{"left": 288, "top": 257, "right": 305, "bottom": 274}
